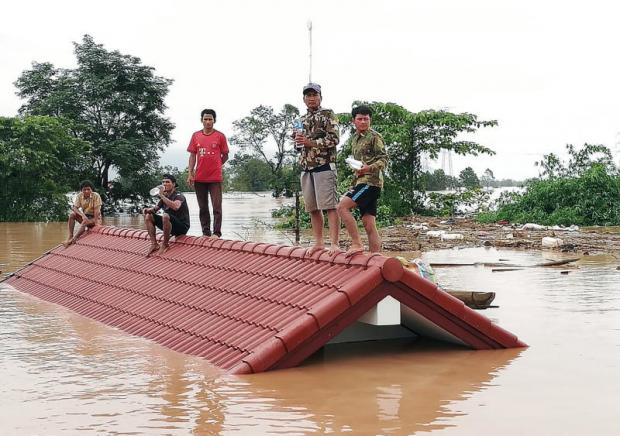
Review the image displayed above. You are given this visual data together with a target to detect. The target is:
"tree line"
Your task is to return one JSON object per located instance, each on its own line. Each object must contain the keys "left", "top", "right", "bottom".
{"left": 3, "top": 35, "right": 617, "bottom": 226}
{"left": 479, "top": 144, "right": 620, "bottom": 226}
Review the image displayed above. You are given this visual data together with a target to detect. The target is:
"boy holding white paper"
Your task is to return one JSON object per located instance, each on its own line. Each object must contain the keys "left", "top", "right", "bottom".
{"left": 337, "top": 105, "right": 388, "bottom": 257}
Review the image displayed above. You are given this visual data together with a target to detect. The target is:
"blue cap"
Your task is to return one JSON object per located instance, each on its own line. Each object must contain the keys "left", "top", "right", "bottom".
{"left": 303, "top": 83, "right": 321, "bottom": 95}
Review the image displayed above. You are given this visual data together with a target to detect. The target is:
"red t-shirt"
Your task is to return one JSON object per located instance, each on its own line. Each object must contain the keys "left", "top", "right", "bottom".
{"left": 187, "top": 129, "right": 229, "bottom": 182}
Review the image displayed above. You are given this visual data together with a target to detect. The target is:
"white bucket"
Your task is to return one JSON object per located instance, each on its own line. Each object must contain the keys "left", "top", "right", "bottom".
{"left": 441, "top": 233, "right": 464, "bottom": 241}
{"left": 542, "top": 236, "right": 563, "bottom": 248}
{"left": 427, "top": 230, "right": 445, "bottom": 238}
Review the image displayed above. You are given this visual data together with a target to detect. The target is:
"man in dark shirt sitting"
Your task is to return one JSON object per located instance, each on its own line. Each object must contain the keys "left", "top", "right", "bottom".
{"left": 143, "top": 174, "right": 191, "bottom": 255}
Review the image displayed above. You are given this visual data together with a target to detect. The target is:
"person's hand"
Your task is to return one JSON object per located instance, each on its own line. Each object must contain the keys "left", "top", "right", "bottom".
{"left": 187, "top": 173, "right": 195, "bottom": 188}
{"left": 356, "top": 164, "right": 371, "bottom": 177}
{"left": 294, "top": 132, "right": 310, "bottom": 147}
{"left": 143, "top": 207, "right": 154, "bottom": 215}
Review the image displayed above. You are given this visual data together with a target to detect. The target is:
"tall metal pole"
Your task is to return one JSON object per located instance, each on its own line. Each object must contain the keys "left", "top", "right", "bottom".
{"left": 307, "top": 20, "right": 313, "bottom": 83}
{"left": 295, "top": 20, "right": 313, "bottom": 246}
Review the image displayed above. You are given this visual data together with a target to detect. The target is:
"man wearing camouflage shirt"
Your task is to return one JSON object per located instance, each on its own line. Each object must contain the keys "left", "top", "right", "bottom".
{"left": 294, "top": 82, "right": 341, "bottom": 255}
{"left": 337, "top": 105, "right": 388, "bottom": 256}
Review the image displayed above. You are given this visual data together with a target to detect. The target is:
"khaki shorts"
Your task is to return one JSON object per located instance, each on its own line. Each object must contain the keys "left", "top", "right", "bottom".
{"left": 301, "top": 169, "right": 338, "bottom": 212}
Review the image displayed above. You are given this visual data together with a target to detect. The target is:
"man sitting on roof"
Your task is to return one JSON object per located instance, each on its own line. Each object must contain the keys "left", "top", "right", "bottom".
{"left": 63, "top": 180, "right": 102, "bottom": 248}
{"left": 143, "top": 174, "right": 191, "bottom": 256}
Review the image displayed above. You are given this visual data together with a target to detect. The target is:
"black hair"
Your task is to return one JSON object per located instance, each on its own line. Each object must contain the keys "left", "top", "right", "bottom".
{"left": 162, "top": 173, "right": 177, "bottom": 186}
{"left": 79, "top": 180, "right": 95, "bottom": 190}
{"left": 200, "top": 109, "right": 217, "bottom": 121}
{"left": 352, "top": 105, "right": 373, "bottom": 118}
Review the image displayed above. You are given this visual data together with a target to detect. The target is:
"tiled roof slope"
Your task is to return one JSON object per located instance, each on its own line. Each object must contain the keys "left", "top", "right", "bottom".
{"left": 5, "top": 226, "right": 526, "bottom": 374}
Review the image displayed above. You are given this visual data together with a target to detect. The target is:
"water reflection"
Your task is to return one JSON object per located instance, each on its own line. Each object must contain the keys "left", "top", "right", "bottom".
{"left": 229, "top": 341, "right": 523, "bottom": 435}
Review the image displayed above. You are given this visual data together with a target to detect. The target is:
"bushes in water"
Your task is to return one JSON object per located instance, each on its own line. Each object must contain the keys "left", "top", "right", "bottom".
{"left": 479, "top": 164, "right": 620, "bottom": 226}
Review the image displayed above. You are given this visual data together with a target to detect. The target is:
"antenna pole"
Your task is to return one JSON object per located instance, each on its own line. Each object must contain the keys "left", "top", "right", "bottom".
{"left": 307, "top": 20, "right": 313, "bottom": 82}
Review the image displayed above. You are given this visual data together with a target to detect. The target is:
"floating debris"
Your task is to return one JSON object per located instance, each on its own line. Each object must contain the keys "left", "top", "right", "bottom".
{"left": 431, "top": 258, "right": 580, "bottom": 269}
{"left": 441, "top": 233, "right": 464, "bottom": 241}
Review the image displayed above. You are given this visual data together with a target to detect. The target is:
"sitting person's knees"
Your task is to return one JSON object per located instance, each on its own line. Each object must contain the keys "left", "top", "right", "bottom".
{"left": 161, "top": 213, "right": 170, "bottom": 222}
{"left": 144, "top": 213, "right": 154, "bottom": 223}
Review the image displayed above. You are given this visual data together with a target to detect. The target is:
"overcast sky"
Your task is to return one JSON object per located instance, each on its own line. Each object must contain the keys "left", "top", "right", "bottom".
{"left": 2, "top": 0, "right": 619, "bottom": 180}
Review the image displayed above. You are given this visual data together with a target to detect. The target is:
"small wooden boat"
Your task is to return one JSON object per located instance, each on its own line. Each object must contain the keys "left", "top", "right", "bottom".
{"left": 446, "top": 290, "right": 496, "bottom": 309}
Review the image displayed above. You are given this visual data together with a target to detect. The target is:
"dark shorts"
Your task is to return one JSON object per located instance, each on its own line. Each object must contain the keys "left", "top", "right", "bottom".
{"left": 346, "top": 184, "right": 381, "bottom": 217}
{"left": 153, "top": 213, "right": 190, "bottom": 236}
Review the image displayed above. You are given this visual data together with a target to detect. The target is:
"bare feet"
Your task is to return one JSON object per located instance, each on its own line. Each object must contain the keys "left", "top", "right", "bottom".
{"left": 306, "top": 244, "right": 325, "bottom": 256}
{"left": 146, "top": 243, "right": 159, "bottom": 256}
{"left": 345, "top": 245, "right": 364, "bottom": 258}
{"left": 62, "top": 238, "right": 74, "bottom": 248}
{"left": 327, "top": 244, "right": 342, "bottom": 256}
{"left": 158, "top": 244, "right": 169, "bottom": 255}
{"left": 211, "top": 235, "right": 220, "bottom": 239}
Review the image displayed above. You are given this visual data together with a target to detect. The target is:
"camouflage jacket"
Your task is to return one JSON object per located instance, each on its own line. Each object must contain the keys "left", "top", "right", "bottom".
{"left": 298, "top": 107, "right": 339, "bottom": 171}
{"left": 350, "top": 129, "right": 388, "bottom": 188}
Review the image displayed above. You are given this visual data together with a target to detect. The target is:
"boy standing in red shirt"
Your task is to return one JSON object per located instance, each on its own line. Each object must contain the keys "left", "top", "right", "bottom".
{"left": 186, "top": 109, "right": 229, "bottom": 238}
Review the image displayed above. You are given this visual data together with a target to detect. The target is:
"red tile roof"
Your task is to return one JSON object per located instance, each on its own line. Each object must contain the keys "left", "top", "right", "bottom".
{"left": 4, "top": 226, "right": 526, "bottom": 373}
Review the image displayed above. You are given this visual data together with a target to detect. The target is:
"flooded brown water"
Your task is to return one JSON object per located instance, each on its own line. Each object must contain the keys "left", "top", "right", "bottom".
{"left": 1, "top": 194, "right": 619, "bottom": 435}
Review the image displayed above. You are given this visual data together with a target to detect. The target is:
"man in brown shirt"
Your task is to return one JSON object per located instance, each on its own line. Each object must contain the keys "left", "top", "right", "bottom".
{"left": 63, "top": 180, "right": 102, "bottom": 247}
{"left": 294, "top": 83, "right": 341, "bottom": 255}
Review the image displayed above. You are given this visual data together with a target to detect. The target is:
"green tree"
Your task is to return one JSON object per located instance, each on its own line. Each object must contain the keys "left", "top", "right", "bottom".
{"left": 428, "top": 187, "right": 491, "bottom": 217}
{"left": 482, "top": 165, "right": 620, "bottom": 226}
{"left": 227, "top": 153, "right": 274, "bottom": 191}
{"left": 480, "top": 168, "right": 495, "bottom": 188}
{"left": 0, "top": 116, "right": 90, "bottom": 221}
{"left": 536, "top": 143, "right": 617, "bottom": 179}
{"left": 14, "top": 35, "right": 175, "bottom": 199}
{"left": 339, "top": 102, "right": 496, "bottom": 214}
{"left": 480, "top": 144, "right": 620, "bottom": 226}
{"left": 230, "top": 104, "right": 300, "bottom": 196}
{"left": 459, "top": 167, "right": 481, "bottom": 188}
{"left": 108, "top": 164, "right": 191, "bottom": 212}
{"left": 423, "top": 169, "right": 448, "bottom": 191}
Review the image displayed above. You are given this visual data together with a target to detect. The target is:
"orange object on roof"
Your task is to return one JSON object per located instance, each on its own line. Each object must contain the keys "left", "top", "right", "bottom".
{"left": 3, "top": 226, "right": 526, "bottom": 373}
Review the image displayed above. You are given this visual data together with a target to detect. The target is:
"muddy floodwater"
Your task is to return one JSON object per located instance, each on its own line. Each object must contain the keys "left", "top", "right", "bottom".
{"left": 1, "top": 193, "right": 619, "bottom": 435}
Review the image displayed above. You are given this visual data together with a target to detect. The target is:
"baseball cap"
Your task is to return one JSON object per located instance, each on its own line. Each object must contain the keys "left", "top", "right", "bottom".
{"left": 303, "top": 82, "right": 322, "bottom": 95}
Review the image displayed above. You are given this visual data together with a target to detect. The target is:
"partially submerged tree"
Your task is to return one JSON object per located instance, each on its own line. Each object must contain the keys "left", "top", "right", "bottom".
{"left": 230, "top": 104, "right": 300, "bottom": 196}
{"left": 339, "top": 102, "right": 497, "bottom": 214}
{"left": 480, "top": 168, "right": 495, "bottom": 188}
{"left": 423, "top": 169, "right": 449, "bottom": 191}
{"left": 14, "top": 35, "right": 175, "bottom": 198}
{"left": 0, "top": 116, "right": 90, "bottom": 221}
{"left": 536, "top": 143, "right": 617, "bottom": 178}
{"left": 459, "top": 167, "right": 481, "bottom": 189}
{"left": 227, "top": 153, "right": 274, "bottom": 192}
{"left": 480, "top": 144, "right": 620, "bottom": 226}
